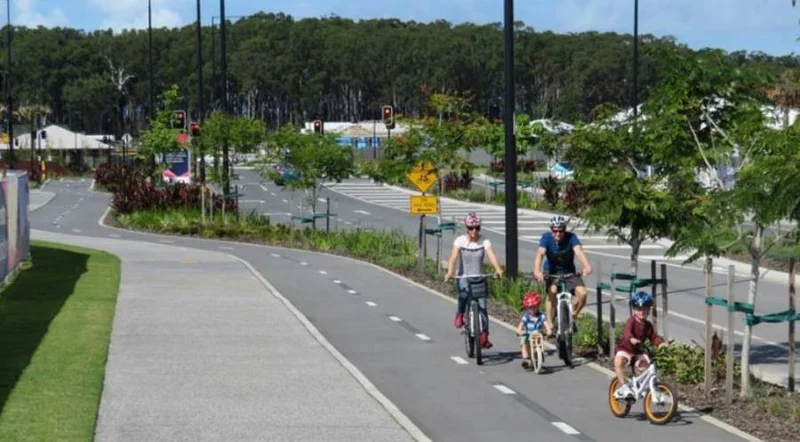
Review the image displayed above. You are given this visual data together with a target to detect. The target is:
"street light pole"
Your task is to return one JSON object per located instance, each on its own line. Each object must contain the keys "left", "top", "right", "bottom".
{"left": 196, "top": 0, "right": 205, "bottom": 184}
{"left": 5, "top": 0, "right": 13, "bottom": 170}
{"left": 632, "top": 0, "right": 640, "bottom": 162}
{"left": 219, "top": 0, "right": 230, "bottom": 194}
{"left": 148, "top": 0, "right": 155, "bottom": 170}
{"left": 503, "top": 0, "right": 518, "bottom": 278}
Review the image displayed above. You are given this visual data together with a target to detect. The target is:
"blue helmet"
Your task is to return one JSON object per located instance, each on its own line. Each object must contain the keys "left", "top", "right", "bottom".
{"left": 631, "top": 291, "right": 654, "bottom": 308}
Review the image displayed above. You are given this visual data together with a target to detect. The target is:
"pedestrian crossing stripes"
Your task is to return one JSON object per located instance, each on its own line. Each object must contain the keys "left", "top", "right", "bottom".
{"left": 324, "top": 179, "right": 682, "bottom": 261}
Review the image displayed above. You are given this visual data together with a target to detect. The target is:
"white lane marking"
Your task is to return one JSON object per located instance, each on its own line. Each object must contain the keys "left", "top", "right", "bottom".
{"left": 282, "top": 199, "right": 288, "bottom": 203}
{"left": 260, "top": 184, "right": 269, "bottom": 191}
{"left": 319, "top": 270, "right": 327, "bottom": 275}
{"left": 270, "top": 192, "right": 276, "bottom": 196}
{"left": 389, "top": 315, "right": 402, "bottom": 322}
{"left": 108, "top": 234, "right": 121, "bottom": 238}
{"left": 354, "top": 210, "right": 371, "bottom": 215}
{"left": 158, "top": 239, "right": 174, "bottom": 244}
{"left": 218, "top": 246, "right": 235, "bottom": 250}
{"left": 552, "top": 422, "right": 580, "bottom": 435}
{"left": 72, "top": 229, "right": 82, "bottom": 233}
{"left": 345, "top": 221, "right": 353, "bottom": 225}
{"left": 415, "top": 333, "right": 431, "bottom": 341}
{"left": 318, "top": 197, "right": 327, "bottom": 203}
{"left": 347, "top": 289, "right": 358, "bottom": 294}
{"left": 333, "top": 279, "right": 342, "bottom": 284}
{"left": 271, "top": 253, "right": 280, "bottom": 257}
{"left": 366, "top": 301, "right": 377, "bottom": 307}
{"left": 300, "top": 261, "right": 309, "bottom": 266}
{"left": 493, "top": 384, "right": 516, "bottom": 395}
{"left": 450, "top": 356, "right": 468, "bottom": 365}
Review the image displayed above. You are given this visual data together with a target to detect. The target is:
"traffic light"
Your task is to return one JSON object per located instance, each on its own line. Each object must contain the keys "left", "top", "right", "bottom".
{"left": 190, "top": 121, "right": 200, "bottom": 137}
{"left": 313, "top": 120, "right": 323, "bottom": 135}
{"left": 174, "top": 110, "right": 187, "bottom": 130}
{"left": 382, "top": 105, "right": 395, "bottom": 129}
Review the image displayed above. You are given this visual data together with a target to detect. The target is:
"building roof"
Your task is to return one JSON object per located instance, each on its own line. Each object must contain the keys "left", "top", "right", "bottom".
{"left": 302, "top": 120, "right": 409, "bottom": 136}
{"left": 0, "top": 125, "right": 114, "bottom": 150}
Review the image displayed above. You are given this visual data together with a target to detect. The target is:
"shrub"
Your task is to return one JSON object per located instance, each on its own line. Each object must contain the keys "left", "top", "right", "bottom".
{"left": 442, "top": 170, "right": 473, "bottom": 192}
{"left": 540, "top": 175, "right": 561, "bottom": 206}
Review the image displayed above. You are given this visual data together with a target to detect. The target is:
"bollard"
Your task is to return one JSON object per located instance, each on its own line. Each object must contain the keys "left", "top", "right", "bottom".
{"left": 651, "top": 260, "right": 658, "bottom": 332}
{"left": 609, "top": 263, "right": 617, "bottom": 357}
{"left": 326, "top": 197, "right": 331, "bottom": 232}
{"left": 704, "top": 257, "right": 713, "bottom": 394}
{"left": 660, "top": 263, "right": 669, "bottom": 340}
{"left": 596, "top": 261, "right": 604, "bottom": 355}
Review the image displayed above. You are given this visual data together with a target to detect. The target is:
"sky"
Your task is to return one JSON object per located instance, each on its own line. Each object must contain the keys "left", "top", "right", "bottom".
{"left": 10, "top": 0, "right": 800, "bottom": 56}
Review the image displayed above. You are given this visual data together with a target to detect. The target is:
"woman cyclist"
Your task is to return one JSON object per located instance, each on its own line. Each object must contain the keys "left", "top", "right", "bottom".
{"left": 444, "top": 212, "right": 504, "bottom": 349}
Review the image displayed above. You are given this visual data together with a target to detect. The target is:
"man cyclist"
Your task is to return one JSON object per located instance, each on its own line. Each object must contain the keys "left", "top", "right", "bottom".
{"left": 444, "top": 212, "right": 504, "bottom": 349}
{"left": 533, "top": 215, "right": 592, "bottom": 332}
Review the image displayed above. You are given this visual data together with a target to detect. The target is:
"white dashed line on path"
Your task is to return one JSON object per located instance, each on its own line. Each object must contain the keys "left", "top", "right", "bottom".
{"left": 271, "top": 253, "right": 280, "bottom": 257}
{"left": 72, "top": 229, "right": 82, "bottom": 233}
{"left": 354, "top": 210, "right": 371, "bottom": 215}
{"left": 552, "top": 422, "right": 580, "bottom": 435}
{"left": 389, "top": 316, "right": 402, "bottom": 322}
{"left": 415, "top": 333, "right": 431, "bottom": 341}
{"left": 493, "top": 384, "right": 516, "bottom": 395}
{"left": 300, "top": 261, "right": 308, "bottom": 266}
{"left": 450, "top": 356, "right": 468, "bottom": 365}
{"left": 347, "top": 289, "right": 358, "bottom": 294}
{"left": 319, "top": 270, "right": 327, "bottom": 275}
{"left": 333, "top": 279, "right": 342, "bottom": 284}
{"left": 366, "top": 301, "right": 377, "bottom": 307}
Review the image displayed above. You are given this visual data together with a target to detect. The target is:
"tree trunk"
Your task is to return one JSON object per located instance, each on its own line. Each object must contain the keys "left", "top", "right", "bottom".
{"left": 740, "top": 225, "right": 763, "bottom": 398}
{"left": 629, "top": 236, "right": 642, "bottom": 277}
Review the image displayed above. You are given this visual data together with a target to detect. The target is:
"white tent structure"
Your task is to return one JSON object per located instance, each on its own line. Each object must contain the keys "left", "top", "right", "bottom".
{"left": 2, "top": 125, "right": 114, "bottom": 168}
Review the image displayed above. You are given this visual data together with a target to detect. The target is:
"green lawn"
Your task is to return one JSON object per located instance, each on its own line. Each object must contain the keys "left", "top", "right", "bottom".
{"left": 0, "top": 240, "right": 121, "bottom": 441}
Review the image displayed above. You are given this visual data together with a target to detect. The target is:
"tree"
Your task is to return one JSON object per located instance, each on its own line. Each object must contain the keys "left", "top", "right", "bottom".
{"left": 140, "top": 85, "right": 183, "bottom": 166}
{"left": 201, "top": 111, "right": 267, "bottom": 183}
{"left": 261, "top": 125, "right": 354, "bottom": 215}
{"left": 565, "top": 104, "right": 675, "bottom": 276}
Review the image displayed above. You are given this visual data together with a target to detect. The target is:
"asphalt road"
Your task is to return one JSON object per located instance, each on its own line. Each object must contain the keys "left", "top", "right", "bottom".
{"left": 231, "top": 168, "right": 798, "bottom": 388}
{"left": 29, "top": 177, "right": 760, "bottom": 442}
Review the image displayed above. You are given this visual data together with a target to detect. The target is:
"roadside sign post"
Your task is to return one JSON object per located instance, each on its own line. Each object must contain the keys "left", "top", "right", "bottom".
{"left": 407, "top": 161, "right": 438, "bottom": 272}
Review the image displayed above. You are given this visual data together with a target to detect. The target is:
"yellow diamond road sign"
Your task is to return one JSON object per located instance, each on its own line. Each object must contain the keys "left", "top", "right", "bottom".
{"left": 407, "top": 161, "right": 436, "bottom": 193}
{"left": 410, "top": 195, "right": 438, "bottom": 215}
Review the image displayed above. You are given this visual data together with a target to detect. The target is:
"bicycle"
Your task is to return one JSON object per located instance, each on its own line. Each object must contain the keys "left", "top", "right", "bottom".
{"left": 548, "top": 273, "right": 576, "bottom": 367}
{"left": 520, "top": 331, "right": 546, "bottom": 374}
{"left": 454, "top": 273, "right": 495, "bottom": 366}
{"left": 607, "top": 347, "right": 678, "bottom": 425}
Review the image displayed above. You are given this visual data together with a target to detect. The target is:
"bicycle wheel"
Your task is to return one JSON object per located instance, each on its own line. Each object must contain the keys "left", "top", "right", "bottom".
{"left": 533, "top": 338, "right": 544, "bottom": 374}
{"left": 464, "top": 304, "right": 475, "bottom": 359}
{"left": 558, "top": 300, "right": 572, "bottom": 366}
{"left": 644, "top": 382, "right": 678, "bottom": 425}
{"left": 608, "top": 378, "right": 632, "bottom": 418}
{"left": 474, "top": 300, "right": 483, "bottom": 366}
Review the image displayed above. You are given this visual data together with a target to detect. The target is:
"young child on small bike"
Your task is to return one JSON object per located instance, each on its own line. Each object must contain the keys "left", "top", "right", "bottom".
{"left": 516, "top": 292, "right": 553, "bottom": 369}
{"left": 613, "top": 291, "right": 668, "bottom": 399}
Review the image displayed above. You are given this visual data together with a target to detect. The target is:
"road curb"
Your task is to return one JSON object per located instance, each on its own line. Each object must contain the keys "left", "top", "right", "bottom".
{"left": 95, "top": 207, "right": 766, "bottom": 441}
{"left": 228, "top": 254, "right": 433, "bottom": 442}
{"left": 29, "top": 190, "right": 56, "bottom": 212}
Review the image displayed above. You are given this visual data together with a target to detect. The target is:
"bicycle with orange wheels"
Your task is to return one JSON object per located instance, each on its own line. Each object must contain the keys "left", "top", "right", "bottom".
{"left": 607, "top": 347, "right": 678, "bottom": 425}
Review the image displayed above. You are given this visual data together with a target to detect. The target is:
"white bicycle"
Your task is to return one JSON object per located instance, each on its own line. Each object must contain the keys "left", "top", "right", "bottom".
{"left": 548, "top": 273, "right": 576, "bottom": 367}
{"left": 520, "top": 331, "right": 546, "bottom": 374}
{"left": 608, "top": 349, "right": 678, "bottom": 425}
{"left": 454, "top": 273, "right": 496, "bottom": 366}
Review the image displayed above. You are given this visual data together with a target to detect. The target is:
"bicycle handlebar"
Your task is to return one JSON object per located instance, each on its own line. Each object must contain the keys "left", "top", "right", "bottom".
{"left": 453, "top": 273, "right": 498, "bottom": 279}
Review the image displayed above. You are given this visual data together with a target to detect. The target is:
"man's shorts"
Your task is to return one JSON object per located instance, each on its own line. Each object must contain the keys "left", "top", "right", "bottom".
{"left": 546, "top": 273, "right": 585, "bottom": 293}
{"left": 615, "top": 350, "right": 651, "bottom": 369}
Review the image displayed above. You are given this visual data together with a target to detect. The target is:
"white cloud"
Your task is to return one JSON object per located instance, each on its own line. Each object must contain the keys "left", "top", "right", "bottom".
{"left": 16, "top": 0, "right": 69, "bottom": 28}
{"left": 88, "top": 0, "right": 186, "bottom": 31}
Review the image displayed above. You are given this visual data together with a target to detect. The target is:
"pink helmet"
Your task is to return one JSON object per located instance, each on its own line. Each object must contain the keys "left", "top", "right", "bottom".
{"left": 464, "top": 212, "right": 481, "bottom": 228}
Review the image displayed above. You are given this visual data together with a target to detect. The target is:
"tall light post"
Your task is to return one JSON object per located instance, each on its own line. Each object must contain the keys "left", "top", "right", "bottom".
{"left": 148, "top": 0, "right": 155, "bottom": 169}
{"left": 503, "top": 0, "right": 518, "bottom": 278}
{"left": 219, "top": 0, "right": 230, "bottom": 194}
{"left": 5, "top": 0, "right": 13, "bottom": 170}
{"left": 196, "top": 0, "right": 205, "bottom": 183}
{"left": 632, "top": 0, "right": 640, "bottom": 162}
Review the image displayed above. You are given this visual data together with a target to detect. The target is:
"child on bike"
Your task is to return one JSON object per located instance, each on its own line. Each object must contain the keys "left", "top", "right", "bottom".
{"left": 613, "top": 291, "right": 668, "bottom": 399}
{"left": 516, "top": 292, "right": 552, "bottom": 369}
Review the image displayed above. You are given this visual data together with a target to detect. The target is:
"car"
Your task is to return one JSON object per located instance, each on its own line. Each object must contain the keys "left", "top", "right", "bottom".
{"left": 272, "top": 163, "right": 300, "bottom": 185}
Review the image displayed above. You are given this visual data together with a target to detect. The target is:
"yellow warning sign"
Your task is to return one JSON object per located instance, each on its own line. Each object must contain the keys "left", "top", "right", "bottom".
{"left": 406, "top": 161, "right": 437, "bottom": 193}
{"left": 410, "top": 195, "right": 438, "bottom": 215}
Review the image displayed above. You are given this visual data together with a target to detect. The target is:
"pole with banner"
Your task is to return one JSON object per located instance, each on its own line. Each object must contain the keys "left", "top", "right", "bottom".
{"left": 407, "top": 161, "right": 438, "bottom": 272}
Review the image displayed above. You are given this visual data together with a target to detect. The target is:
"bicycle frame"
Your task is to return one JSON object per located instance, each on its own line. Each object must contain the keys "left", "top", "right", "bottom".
{"left": 549, "top": 273, "right": 576, "bottom": 336}
{"left": 454, "top": 274, "right": 492, "bottom": 336}
{"left": 627, "top": 363, "right": 662, "bottom": 401}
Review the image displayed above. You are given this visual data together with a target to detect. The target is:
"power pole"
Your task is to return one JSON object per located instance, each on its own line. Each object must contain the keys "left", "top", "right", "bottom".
{"left": 503, "top": 0, "right": 518, "bottom": 278}
{"left": 219, "top": 0, "right": 230, "bottom": 194}
{"left": 196, "top": 0, "right": 206, "bottom": 184}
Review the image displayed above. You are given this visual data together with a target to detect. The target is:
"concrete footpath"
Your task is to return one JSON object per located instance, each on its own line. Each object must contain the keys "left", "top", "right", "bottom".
{"left": 32, "top": 230, "right": 416, "bottom": 442}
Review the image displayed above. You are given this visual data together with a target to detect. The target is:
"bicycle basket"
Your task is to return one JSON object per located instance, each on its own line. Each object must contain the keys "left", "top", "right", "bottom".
{"left": 466, "top": 277, "right": 488, "bottom": 298}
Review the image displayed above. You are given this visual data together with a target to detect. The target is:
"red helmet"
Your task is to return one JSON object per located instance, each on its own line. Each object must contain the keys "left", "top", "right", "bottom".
{"left": 464, "top": 212, "right": 481, "bottom": 228}
{"left": 523, "top": 292, "right": 542, "bottom": 308}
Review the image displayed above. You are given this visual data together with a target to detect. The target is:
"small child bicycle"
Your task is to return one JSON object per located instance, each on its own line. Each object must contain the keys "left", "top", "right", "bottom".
{"left": 515, "top": 292, "right": 552, "bottom": 374}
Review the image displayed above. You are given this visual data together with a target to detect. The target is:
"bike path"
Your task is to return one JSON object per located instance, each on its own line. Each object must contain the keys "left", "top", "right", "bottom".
{"left": 29, "top": 180, "right": 759, "bottom": 442}
{"left": 236, "top": 170, "right": 799, "bottom": 389}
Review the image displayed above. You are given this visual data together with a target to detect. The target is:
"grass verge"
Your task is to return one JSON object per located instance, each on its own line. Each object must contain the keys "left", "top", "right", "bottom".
{"left": 112, "top": 207, "right": 800, "bottom": 441}
{"left": 0, "top": 240, "right": 121, "bottom": 442}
